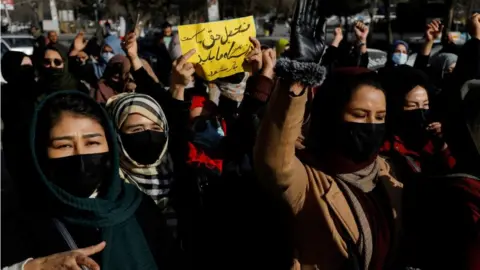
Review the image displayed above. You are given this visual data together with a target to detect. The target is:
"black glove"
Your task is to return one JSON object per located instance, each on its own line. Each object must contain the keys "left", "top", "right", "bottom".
{"left": 275, "top": 0, "right": 328, "bottom": 87}
{"left": 289, "top": 0, "right": 326, "bottom": 63}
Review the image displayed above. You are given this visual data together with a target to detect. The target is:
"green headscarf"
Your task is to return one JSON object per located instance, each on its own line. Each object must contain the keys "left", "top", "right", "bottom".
{"left": 29, "top": 90, "right": 157, "bottom": 270}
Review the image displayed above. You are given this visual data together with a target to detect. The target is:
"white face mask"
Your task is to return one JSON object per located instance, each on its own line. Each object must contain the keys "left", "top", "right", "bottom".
{"left": 101, "top": 52, "right": 115, "bottom": 63}
{"left": 392, "top": 52, "right": 408, "bottom": 65}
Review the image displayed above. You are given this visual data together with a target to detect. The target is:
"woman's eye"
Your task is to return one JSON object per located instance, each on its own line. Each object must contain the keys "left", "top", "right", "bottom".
{"left": 353, "top": 113, "right": 366, "bottom": 118}
{"left": 55, "top": 144, "right": 71, "bottom": 149}
{"left": 86, "top": 141, "right": 100, "bottom": 146}
{"left": 131, "top": 128, "right": 144, "bottom": 133}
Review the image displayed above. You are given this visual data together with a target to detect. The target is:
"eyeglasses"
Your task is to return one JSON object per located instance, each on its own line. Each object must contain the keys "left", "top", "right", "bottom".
{"left": 43, "top": 58, "right": 63, "bottom": 67}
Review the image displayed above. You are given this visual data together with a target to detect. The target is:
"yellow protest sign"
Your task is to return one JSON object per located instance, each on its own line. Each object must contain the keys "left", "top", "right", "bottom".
{"left": 178, "top": 16, "right": 256, "bottom": 81}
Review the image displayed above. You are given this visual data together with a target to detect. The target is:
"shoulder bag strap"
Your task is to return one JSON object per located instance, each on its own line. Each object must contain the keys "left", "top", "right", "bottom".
{"left": 52, "top": 219, "right": 90, "bottom": 270}
{"left": 404, "top": 155, "right": 421, "bottom": 173}
{"left": 443, "top": 173, "right": 480, "bottom": 181}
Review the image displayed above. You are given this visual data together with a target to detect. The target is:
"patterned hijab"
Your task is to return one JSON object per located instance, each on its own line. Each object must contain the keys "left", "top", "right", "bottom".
{"left": 106, "top": 93, "right": 174, "bottom": 207}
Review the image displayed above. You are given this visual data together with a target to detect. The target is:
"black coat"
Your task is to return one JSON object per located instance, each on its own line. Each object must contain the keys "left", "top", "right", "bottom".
{"left": 2, "top": 195, "right": 180, "bottom": 269}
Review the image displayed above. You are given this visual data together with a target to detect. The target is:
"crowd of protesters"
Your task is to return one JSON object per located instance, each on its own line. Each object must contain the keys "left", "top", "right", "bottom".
{"left": 1, "top": 0, "right": 480, "bottom": 269}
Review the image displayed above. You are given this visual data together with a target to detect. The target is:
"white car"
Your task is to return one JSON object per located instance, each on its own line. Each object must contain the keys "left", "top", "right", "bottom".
{"left": 0, "top": 39, "right": 8, "bottom": 83}
{"left": 1, "top": 34, "right": 35, "bottom": 55}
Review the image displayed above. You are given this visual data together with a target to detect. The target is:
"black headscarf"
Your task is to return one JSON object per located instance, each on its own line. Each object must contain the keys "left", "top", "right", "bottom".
{"left": 1, "top": 51, "right": 35, "bottom": 84}
{"left": 1, "top": 51, "right": 38, "bottom": 187}
{"left": 380, "top": 65, "right": 432, "bottom": 134}
{"left": 38, "top": 44, "right": 79, "bottom": 93}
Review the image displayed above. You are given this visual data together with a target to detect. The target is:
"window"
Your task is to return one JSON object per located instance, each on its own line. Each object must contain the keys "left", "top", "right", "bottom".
{"left": 2, "top": 37, "right": 34, "bottom": 48}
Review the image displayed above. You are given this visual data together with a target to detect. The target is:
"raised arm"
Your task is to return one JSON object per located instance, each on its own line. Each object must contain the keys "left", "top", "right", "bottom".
{"left": 254, "top": 81, "right": 310, "bottom": 213}
{"left": 255, "top": 0, "right": 327, "bottom": 213}
{"left": 414, "top": 20, "right": 443, "bottom": 71}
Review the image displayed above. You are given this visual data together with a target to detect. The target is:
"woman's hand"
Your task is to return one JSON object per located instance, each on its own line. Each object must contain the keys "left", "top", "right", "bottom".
{"left": 244, "top": 37, "right": 263, "bottom": 73}
{"left": 69, "top": 32, "right": 88, "bottom": 57}
{"left": 289, "top": 0, "right": 326, "bottom": 62}
{"left": 425, "top": 20, "right": 443, "bottom": 43}
{"left": 261, "top": 48, "right": 276, "bottom": 80}
{"left": 123, "top": 32, "right": 144, "bottom": 71}
{"left": 123, "top": 32, "right": 139, "bottom": 59}
{"left": 469, "top": 13, "right": 480, "bottom": 40}
{"left": 24, "top": 242, "right": 106, "bottom": 270}
{"left": 426, "top": 122, "right": 442, "bottom": 137}
{"left": 427, "top": 122, "right": 447, "bottom": 150}
{"left": 332, "top": 26, "right": 343, "bottom": 47}
{"left": 354, "top": 21, "right": 369, "bottom": 43}
{"left": 170, "top": 49, "right": 196, "bottom": 100}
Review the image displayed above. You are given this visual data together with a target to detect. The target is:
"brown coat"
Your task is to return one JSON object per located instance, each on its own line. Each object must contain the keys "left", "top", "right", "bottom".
{"left": 254, "top": 81, "right": 404, "bottom": 270}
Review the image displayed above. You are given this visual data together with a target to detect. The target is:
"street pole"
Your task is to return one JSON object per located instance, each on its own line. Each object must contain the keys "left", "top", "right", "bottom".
{"left": 94, "top": 2, "right": 98, "bottom": 26}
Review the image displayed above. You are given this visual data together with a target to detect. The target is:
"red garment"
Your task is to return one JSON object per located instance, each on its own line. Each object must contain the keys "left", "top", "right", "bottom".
{"left": 380, "top": 136, "right": 456, "bottom": 173}
{"left": 186, "top": 142, "right": 223, "bottom": 173}
{"left": 190, "top": 95, "right": 206, "bottom": 110}
{"left": 187, "top": 95, "right": 227, "bottom": 173}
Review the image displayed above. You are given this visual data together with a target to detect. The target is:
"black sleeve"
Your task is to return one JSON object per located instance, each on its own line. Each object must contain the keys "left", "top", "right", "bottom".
{"left": 131, "top": 67, "right": 171, "bottom": 110}
{"left": 359, "top": 51, "right": 369, "bottom": 68}
{"left": 321, "top": 46, "right": 340, "bottom": 71}
{"left": 414, "top": 54, "right": 430, "bottom": 72}
{"left": 451, "top": 38, "right": 480, "bottom": 88}
{"left": 136, "top": 196, "right": 183, "bottom": 270}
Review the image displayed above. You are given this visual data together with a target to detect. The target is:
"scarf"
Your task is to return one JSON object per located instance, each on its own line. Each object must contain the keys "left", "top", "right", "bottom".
{"left": 95, "top": 55, "right": 135, "bottom": 104}
{"left": 106, "top": 93, "right": 174, "bottom": 207}
{"left": 430, "top": 52, "right": 458, "bottom": 79}
{"left": 39, "top": 45, "right": 79, "bottom": 93}
{"left": 30, "top": 91, "right": 157, "bottom": 270}
{"left": 335, "top": 160, "right": 379, "bottom": 270}
{"left": 208, "top": 72, "right": 249, "bottom": 105}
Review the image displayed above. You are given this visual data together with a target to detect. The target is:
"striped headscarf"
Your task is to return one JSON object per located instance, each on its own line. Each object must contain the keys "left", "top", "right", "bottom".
{"left": 106, "top": 93, "right": 174, "bottom": 209}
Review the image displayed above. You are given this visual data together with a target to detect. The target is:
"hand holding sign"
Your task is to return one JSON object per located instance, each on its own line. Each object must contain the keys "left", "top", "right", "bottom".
{"left": 244, "top": 37, "right": 262, "bottom": 74}
{"left": 178, "top": 16, "right": 256, "bottom": 81}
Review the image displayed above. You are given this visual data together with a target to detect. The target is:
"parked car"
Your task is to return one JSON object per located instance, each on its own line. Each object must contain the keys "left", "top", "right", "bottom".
{"left": 1, "top": 34, "right": 35, "bottom": 55}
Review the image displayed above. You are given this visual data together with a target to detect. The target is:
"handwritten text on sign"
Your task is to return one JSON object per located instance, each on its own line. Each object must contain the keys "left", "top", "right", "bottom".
{"left": 178, "top": 16, "right": 256, "bottom": 81}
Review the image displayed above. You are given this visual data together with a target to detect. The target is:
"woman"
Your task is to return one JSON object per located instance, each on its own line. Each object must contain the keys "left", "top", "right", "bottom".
{"left": 106, "top": 93, "right": 176, "bottom": 229}
{"left": 2, "top": 91, "right": 177, "bottom": 270}
{"left": 94, "top": 55, "right": 136, "bottom": 104}
{"left": 405, "top": 79, "right": 480, "bottom": 269}
{"left": 93, "top": 35, "right": 125, "bottom": 79}
{"left": 380, "top": 65, "right": 455, "bottom": 180}
{"left": 388, "top": 40, "right": 409, "bottom": 67}
{"left": 255, "top": 66, "right": 403, "bottom": 269}
{"left": 1, "top": 51, "right": 37, "bottom": 173}
{"left": 38, "top": 45, "right": 88, "bottom": 95}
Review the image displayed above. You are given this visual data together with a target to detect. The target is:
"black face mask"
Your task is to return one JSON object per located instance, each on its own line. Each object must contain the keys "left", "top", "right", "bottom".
{"left": 337, "top": 122, "right": 386, "bottom": 163}
{"left": 42, "top": 67, "right": 64, "bottom": 80}
{"left": 46, "top": 153, "right": 111, "bottom": 198}
{"left": 120, "top": 130, "right": 167, "bottom": 165}
{"left": 18, "top": 65, "right": 35, "bottom": 82}
{"left": 403, "top": 109, "right": 429, "bottom": 131}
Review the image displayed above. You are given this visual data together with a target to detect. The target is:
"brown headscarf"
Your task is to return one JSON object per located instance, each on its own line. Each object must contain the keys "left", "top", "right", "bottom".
{"left": 94, "top": 55, "right": 136, "bottom": 104}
